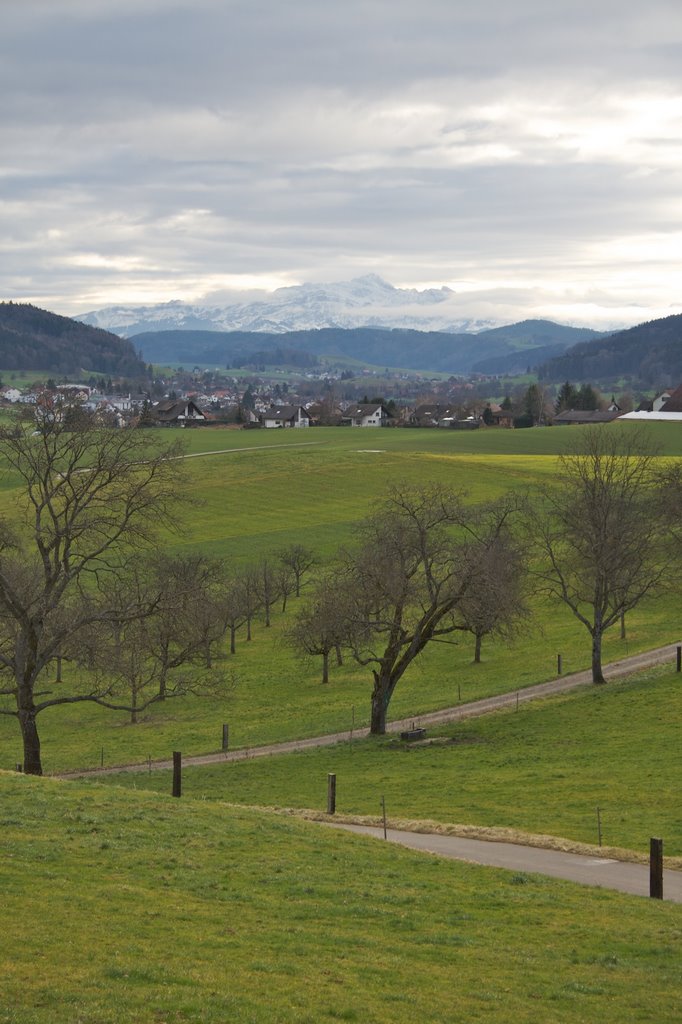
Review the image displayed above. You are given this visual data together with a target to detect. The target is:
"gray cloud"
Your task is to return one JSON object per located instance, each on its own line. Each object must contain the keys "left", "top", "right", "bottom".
{"left": 2, "top": 0, "right": 682, "bottom": 325}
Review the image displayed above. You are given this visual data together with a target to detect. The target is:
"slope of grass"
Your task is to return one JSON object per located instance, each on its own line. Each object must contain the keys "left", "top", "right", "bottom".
{"left": 93, "top": 669, "right": 682, "bottom": 857}
{"left": 1, "top": 584, "right": 678, "bottom": 775}
{"left": 1, "top": 772, "right": 681, "bottom": 1024}
{"left": 0, "top": 423, "right": 680, "bottom": 773}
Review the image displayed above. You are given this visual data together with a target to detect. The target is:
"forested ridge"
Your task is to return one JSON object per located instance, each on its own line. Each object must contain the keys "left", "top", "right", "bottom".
{"left": 0, "top": 302, "right": 146, "bottom": 375}
{"left": 540, "top": 313, "right": 682, "bottom": 384}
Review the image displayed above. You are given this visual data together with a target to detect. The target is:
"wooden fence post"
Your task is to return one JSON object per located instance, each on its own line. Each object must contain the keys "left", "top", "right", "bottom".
{"left": 327, "top": 773, "right": 336, "bottom": 814}
{"left": 650, "top": 838, "right": 663, "bottom": 899}
{"left": 172, "top": 751, "right": 182, "bottom": 798}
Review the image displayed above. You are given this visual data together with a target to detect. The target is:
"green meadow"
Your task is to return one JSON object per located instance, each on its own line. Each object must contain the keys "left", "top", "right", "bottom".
{"left": 2, "top": 772, "right": 681, "bottom": 1024}
{"left": 2, "top": 421, "right": 682, "bottom": 1024}
{"left": 93, "top": 667, "right": 682, "bottom": 858}
{"left": 1, "top": 422, "right": 681, "bottom": 774}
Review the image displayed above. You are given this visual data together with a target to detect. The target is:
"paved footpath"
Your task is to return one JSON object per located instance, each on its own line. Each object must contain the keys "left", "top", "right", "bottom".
{"left": 321, "top": 823, "right": 682, "bottom": 903}
{"left": 62, "top": 640, "right": 681, "bottom": 779}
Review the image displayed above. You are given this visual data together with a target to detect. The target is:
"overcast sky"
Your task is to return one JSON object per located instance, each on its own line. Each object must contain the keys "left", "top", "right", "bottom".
{"left": 2, "top": 0, "right": 682, "bottom": 327}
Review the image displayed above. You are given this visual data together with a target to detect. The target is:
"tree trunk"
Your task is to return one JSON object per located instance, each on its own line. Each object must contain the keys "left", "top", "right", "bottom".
{"left": 335, "top": 644, "right": 343, "bottom": 667}
{"left": 473, "top": 632, "right": 482, "bottom": 664}
{"left": 370, "top": 672, "right": 394, "bottom": 734}
{"left": 620, "top": 611, "right": 626, "bottom": 640}
{"left": 158, "top": 662, "right": 167, "bottom": 700}
{"left": 230, "top": 625, "right": 236, "bottom": 655}
{"left": 204, "top": 637, "right": 212, "bottom": 668}
{"left": 591, "top": 630, "right": 606, "bottom": 684}
{"left": 321, "top": 650, "right": 329, "bottom": 685}
{"left": 19, "top": 707, "right": 42, "bottom": 776}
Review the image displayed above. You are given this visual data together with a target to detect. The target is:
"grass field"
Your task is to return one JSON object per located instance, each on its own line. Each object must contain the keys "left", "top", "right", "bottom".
{"left": 2, "top": 772, "right": 681, "bottom": 1024}
{"left": 90, "top": 666, "right": 682, "bottom": 857}
{"left": 1, "top": 422, "right": 681, "bottom": 774}
{"left": 2, "top": 421, "right": 682, "bottom": 1023}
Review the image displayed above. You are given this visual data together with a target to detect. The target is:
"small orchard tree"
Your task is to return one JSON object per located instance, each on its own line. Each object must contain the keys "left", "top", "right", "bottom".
{"left": 458, "top": 531, "right": 530, "bottom": 663}
{"left": 276, "top": 544, "right": 317, "bottom": 597}
{"left": 146, "top": 554, "right": 228, "bottom": 689}
{"left": 254, "top": 559, "right": 278, "bottom": 628}
{"left": 286, "top": 577, "right": 348, "bottom": 684}
{"left": 527, "top": 427, "right": 673, "bottom": 683}
{"left": 220, "top": 571, "right": 250, "bottom": 655}
{"left": 234, "top": 565, "right": 261, "bottom": 642}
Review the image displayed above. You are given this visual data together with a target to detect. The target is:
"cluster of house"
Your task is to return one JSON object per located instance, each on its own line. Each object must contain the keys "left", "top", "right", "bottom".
{"left": 619, "top": 385, "right": 682, "bottom": 421}
{"left": 4, "top": 383, "right": 682, "bottom": 429}
{"left": 553, "top": 386, "right": 682, "bottom": 425}
{"left": 257, "top": 403, "right": 393, "bottom": 428}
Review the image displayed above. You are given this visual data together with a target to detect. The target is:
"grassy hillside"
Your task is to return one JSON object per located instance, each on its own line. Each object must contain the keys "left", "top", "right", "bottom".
{"left": 2, "top": 772, "right": 681, "bottom": 1024}
{"left": 93, "top": 668, "right": 682, "bottom": 856}
{"left": 0, "top": 422, "right": 680, "bottom": 774}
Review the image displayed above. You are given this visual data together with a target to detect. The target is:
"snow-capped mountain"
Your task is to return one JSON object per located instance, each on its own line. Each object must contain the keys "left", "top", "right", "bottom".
{"left": 78, "top": 275, "right": 497, "bottom": 337}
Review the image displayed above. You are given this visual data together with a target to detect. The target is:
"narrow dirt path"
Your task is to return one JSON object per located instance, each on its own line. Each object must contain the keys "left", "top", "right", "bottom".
{"left": 60, "top": 640, "right": 681, "bottom": 779}
{"left": 321, "top": 823, "right": 682, "bottom": 903}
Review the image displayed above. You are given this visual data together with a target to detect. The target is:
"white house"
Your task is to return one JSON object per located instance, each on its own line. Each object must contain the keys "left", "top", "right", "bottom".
{"left": 261, "top": 405, "right": 310, "bottom": 428}
{"left": 341, "top": 403, "right": 392, "bottom": 427}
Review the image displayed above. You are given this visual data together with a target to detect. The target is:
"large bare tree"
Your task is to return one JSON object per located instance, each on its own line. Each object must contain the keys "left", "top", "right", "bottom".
{"left": 325, "top": 485, "right": 521, "bottom": 734}
{"left": 527, "top": 427, "right": 673, "bottom": 683}
{"left": 0, "top": 409, "right": 185, "bottom": 773}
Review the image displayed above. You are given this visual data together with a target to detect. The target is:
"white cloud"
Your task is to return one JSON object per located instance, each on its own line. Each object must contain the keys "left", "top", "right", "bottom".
{"left": 1, "top": 0, "right": 682, "bottom": 326}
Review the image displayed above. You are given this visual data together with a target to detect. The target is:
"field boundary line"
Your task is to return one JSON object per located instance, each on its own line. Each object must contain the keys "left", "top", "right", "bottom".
{"left": 175, "top": 440, "right": 327, "bottom": 459}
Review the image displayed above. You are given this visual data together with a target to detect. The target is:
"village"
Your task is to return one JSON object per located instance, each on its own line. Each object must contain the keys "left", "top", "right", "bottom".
{"left": 2, "top": 368, "right": 679, "bottom": 430}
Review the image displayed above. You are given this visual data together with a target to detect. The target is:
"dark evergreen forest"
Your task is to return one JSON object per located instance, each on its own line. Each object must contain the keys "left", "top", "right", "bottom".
{"left": 0, "top": 303, "right": 146, "bottom": 376}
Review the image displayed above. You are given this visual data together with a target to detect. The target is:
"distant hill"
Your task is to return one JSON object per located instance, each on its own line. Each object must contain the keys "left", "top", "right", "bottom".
{"left": 539, "top": 313, "right": 682, "bottom": 385}
{"left": 470, "top": 320, "right": 606, "bottom": 375}
{"left": 0, "top": 303, "right": 146, "bottom": 376}
{"left": 135, "top": 320, "right": 598, "bottom": 375}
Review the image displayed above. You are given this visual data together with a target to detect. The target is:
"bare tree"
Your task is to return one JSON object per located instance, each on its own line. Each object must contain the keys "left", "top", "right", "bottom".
{"left": 220, "top": 571, "right": 249, "bottom": 655}
{"left": 276, "top": 544, "right": 317, "bottom": 598}
{"left": 527, "top": 427, "right": 673, "bottom": 684}
{"left": 146, "top": 554, "right": 227, "bottom": 690}
{"left": 458, "top": 531, "right": 530, "bottom": 663}
{"left": 285, "top": 576, "right": 350, "bottom": 684}
{"left": 83, "top": 559, "right": 226, "bottom": 724}
{"left": 0, "top": 410, "right": 185, "bottom": 773}
{"left": 325, "top": 484, "right": 520, "bottom": 734}
{"left": 235, "top": 565, "right": 261, "bottom": 642}
{"left": 254, "top": 559, "right": 278, "bottom": 628}
{"left": 276, "top": 563, "right": 296, "bottom": 613}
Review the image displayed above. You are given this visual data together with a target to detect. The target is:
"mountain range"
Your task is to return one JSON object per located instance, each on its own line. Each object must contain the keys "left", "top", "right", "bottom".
{"left": 2, "top": 293, "right": 680, "bottom": 385}
{"left": 78, "top": 275, "right": 496, "bottom": 337}
{"left": 78, "top": 275, "right": 605, "bottom": 375}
